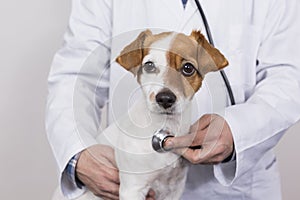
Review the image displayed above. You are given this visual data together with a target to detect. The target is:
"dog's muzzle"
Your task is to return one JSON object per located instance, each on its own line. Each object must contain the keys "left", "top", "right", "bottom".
{"left": 152, "top": 129, "right": 174, "bottom": 152}
{"left": 155, "top": 90, "right": 176, "bottom": 109}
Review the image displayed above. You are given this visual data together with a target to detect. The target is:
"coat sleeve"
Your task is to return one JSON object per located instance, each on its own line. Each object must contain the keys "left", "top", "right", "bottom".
{"left": 46, "top": 0, "right": 112, "bottom": 198}
{"left": 213, "top": 0, "right": 300, "bottom": 185}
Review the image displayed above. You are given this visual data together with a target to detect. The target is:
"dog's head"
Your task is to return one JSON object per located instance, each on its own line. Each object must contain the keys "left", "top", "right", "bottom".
{"left": 116, "top": 30, "right": 228, "bottom": 114}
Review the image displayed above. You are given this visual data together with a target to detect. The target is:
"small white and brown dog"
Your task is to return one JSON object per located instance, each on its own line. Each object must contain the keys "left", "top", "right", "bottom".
{"left": 74, "top": 30, "right": 228, "bottom": 200}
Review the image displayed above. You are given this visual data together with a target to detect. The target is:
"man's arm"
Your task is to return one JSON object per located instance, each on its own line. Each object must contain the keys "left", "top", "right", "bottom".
{"left": 46, "top": 0, "right": 113, "bottom": 198}
{"left": 165, "top": 0, "right": 300, "bottom": 186}
{"left": 214, "top": 0, "right": 300, "bottom": 185}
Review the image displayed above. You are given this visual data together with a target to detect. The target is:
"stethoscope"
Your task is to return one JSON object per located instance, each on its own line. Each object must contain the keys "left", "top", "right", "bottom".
{"left": 152, "top": 0, "right": 235, "bottom": 152}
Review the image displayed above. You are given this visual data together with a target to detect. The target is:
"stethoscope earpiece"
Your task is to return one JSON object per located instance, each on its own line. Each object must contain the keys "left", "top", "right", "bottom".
{"left": 152, "top": 129, "right": 174, "bottom": 152}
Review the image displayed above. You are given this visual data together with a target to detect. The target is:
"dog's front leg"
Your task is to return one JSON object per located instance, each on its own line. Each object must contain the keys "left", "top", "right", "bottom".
{"left": 115, "top": 143, "right": 158, "bottom": 200}
{"left": 118, "top": 172, "right": 152, "bottom": 200}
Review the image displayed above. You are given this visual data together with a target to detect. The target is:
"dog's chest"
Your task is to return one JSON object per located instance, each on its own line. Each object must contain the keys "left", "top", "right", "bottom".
{"left": 151, "top": 158, "right": 188, "bottom": 200}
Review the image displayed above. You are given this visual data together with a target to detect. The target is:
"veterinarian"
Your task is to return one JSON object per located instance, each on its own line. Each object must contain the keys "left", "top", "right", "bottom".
{"left": 46, "top": 0, "right": 300, "bottom": 199}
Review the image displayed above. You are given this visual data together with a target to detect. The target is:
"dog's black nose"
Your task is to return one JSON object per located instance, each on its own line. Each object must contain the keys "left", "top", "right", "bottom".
{"left": 156, "top": 90, "right": 177, "bottom": 109}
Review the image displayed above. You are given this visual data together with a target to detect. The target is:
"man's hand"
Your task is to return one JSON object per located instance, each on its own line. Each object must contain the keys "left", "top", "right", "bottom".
{"left": 76, "top": 144, "right": 120, "bottom": 200}
{"left": 76, "top": 144, "right": 156, "bottom": 200}
{"left": 164, "top": 114, "right": 234, "bottom": 165}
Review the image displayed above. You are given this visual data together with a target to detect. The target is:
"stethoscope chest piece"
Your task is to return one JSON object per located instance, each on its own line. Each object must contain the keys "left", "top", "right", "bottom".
{"left": 152, "top": 129, "right": 174, "bottom": 152}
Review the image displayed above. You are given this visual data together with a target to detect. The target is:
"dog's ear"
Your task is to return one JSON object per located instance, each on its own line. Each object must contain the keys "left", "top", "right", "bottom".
{"left": 116, "top": 30, "right": 152, "bottom": 74}
{"left": 189, "top": 30, "right": 228, "bottom": 75}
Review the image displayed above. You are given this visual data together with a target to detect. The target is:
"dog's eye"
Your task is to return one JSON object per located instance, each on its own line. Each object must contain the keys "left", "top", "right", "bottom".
{"left": 143, "top": 61, "right": 157, "bottom": 73}
{"left": 181, "top": 63, "right": 196, "bottom": 77}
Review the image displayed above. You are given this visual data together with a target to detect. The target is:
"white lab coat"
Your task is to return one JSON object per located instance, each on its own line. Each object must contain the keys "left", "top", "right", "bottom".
{"left": 46, "top": 0, "right": 300, "bottom": 199}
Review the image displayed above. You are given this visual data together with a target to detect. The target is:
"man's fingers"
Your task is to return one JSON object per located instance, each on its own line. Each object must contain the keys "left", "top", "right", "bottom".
{"left": 163, "top": 115, "right": 218, "bottom": 150}
{"left": 166, "top": 114, "right": 234, "bottom": 165}
{"left": 96, "top": 191, "right": 119, "bottom": 200}
{"left": 101, "top": 164, "right": 120, "bottom": 184}
{"left": 90, "top": 145, "right": 118, "bottom": 168}
{"left": 171, "top": 147, "right": 203, "bottom": 164}
{"left": 146, "top": 197, "right": 155, "bottom": 200}
{"left": 103, "top": 146, "right": 118, "bottom": 168}
{"left": 146, "top": 189, "right": 156, "bottom": 200}
{"left": 164, "top": 132, "right": 200, "bottom": 150}
{"left": 171, "top": 145, "right": 226, "bottom": 164}
{"left": 87, "top": 176, "right": 120, "bottom": 200}
{"left": 190, "top": 114, "right": 215, "bottom": 131}
{"left": 147, "top": 189, "right": 155, "bottom": 196}
{"left": 76, "top": 144, "right": 121, "bottom": 199}
{"left": 101, "top": 181, "right": 120, "bottom": 196}
{"left": 206, "top": 154, "right": 226, "bottom": 164}
{"left": 164, "top": 135, "right": 192, "bottom": 149}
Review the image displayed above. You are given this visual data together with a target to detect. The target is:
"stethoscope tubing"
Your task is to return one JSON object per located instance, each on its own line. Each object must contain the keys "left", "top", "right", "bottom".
{"left": 194, "top": 0, "right": 236, "bottom": 106}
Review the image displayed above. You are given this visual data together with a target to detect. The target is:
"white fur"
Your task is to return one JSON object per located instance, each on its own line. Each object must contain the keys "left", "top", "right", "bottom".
{"left": 98, "top": 34, "right": 193, "bottom": 199}
{"left": 140, "top": 34, "right": 193, "bottom": 115}
{"left": 53, "top": 34, "right": 196, "bottom": 200}
{"left": 97, "top": 98, "right": 191, "bottom": 200}
{"left": 140, "top": 34, "right": 174, "bottom": 113}
{"left": 59, "top": 97, "right": 191, "bottom": 200}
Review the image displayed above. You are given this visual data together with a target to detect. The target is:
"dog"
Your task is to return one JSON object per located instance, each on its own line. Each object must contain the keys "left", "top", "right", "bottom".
{"left": 67, "top": 30, "right": 228, "bottom": 200}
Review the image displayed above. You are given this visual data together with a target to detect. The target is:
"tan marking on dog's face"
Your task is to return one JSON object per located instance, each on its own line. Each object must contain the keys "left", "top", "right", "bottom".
{"left": 116, "top": 30, "right": 174, "bottom": 77}
{"left": 116, "top": 30, "right": 151, "bottom": 73}
{"left": 189, "top": 30, "right": 228, "bottom": 74}
{"left": 136, "top": 31, "right": 174, "bottom": 82}
{"left": 165, "top": 31, "right": 229, "bottom": 98}
{"left": 166, "top": 33, "right": 203, "bottom": 98}
{"left": 149, "top": 92, "right": 155, "bottom": 102}
{"left": 116, "top": 30, "right": 228, "bottom": 114}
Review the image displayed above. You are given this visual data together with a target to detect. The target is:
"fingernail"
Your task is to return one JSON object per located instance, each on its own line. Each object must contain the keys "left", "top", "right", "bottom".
{"left": 163, "top": 139, "right": 173, "bottom": 150}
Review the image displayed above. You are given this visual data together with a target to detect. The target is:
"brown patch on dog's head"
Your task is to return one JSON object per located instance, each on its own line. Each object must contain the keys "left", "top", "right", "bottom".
{"left": 165, "top": 31, "right": 228, "bottom": 97}
{"left": 116, "top": 30, "right": 152, "bottom": 74}
{"left": 189, "top": 30, "right": 228, "bottom": 74}
{"left": 116, "top": 30, "right": 174, "bottom": 76}
{"left": 166, "top": 33, "right": 203, "bottom": 97}
{"left": 166, "top": 51, "right": 202, "bottom": 98}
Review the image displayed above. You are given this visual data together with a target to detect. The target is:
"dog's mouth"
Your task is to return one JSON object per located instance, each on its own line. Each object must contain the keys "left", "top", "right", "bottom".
{"left": 149, "top": 104, "right": 178, "bottom": 115}
{"left": 159, "top": 110, "right": 175, "bottom": 115}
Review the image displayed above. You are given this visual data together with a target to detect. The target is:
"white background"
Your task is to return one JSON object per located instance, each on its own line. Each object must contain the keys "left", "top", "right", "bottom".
{"left": 0, "top": 1, "right": 299, "bottom": 199}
